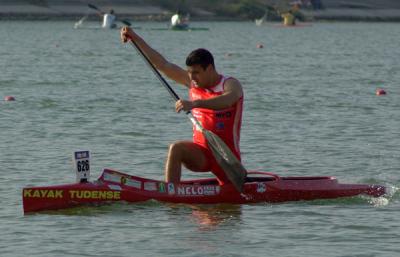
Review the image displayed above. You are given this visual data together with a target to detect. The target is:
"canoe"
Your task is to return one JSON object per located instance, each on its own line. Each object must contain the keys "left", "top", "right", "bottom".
{"left": 73, "top": 26, "right": 142, "bottom": 30}
{"left": 22, "top": 168, "right": 386, "bottom": 213}
{"left": 150, "top": 27, "right": 209, "bottom": 31}
{"left": 271, "top": 23, "right": 313, "bottom": 28}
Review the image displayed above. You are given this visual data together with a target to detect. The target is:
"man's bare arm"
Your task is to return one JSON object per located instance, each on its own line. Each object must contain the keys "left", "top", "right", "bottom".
{"left": 175, "top": 78, "right": 243, "bottom": 112}
{"left": 121, "top": 27, "right": 190, "bottom": 87}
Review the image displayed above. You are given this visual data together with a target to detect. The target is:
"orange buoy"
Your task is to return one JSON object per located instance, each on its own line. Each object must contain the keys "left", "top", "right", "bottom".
{"left": 4, "top": 96, "right": 16, "bottom": 101}
{"left": 376, "top": 88, "right": 386, "bottom": 96}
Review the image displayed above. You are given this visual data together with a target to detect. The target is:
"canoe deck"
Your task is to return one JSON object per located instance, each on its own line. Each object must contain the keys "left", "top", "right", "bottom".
{"left": 22, "top": 169, "right": 386, "bottom": 213}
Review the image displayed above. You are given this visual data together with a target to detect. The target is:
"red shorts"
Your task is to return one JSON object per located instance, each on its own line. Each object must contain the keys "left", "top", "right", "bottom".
{"left": 195, "top": 144, "right": 231, "bottom": 185}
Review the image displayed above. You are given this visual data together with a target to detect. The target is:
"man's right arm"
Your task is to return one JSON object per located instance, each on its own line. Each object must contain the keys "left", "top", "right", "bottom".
{"left": 121, "top": 27, "right": 190, "bottom": 87}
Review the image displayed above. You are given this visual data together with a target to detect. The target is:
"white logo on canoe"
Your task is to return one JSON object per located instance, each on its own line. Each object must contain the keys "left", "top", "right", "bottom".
{"left": 177, "top": 185, "right": 220, "bottom": 196}
{"left": 256, "top": 182, "right": 266, "bottom": 193}
{"left": 103, "top": 172, "right": 142, "bottom": 189}
{"left": 124, "top": 178, "right": 142, "bottom": 189}
{"left": 168, "top": 183, "right": 175, "bottom": 195}
{"left": 108, "top": 184, "right": 122, "bottom": 191}
{"left": 144, "top": 182, "right": 157, "bottom": 191}
{"left": 103, "top": 172, "right": 121, "bottom": 183}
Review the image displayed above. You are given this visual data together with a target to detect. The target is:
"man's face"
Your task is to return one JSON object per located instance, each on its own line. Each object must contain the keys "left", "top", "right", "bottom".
{"left": 187, "top": 64, "right": 212, "bottom": 88}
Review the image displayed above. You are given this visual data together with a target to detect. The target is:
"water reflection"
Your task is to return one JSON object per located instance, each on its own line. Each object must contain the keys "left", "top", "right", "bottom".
{"left": 165, "top": 203, "right": 242, "bottom": 230}
{"left": 188, "top": 204, "right": 243, "bottom": 230}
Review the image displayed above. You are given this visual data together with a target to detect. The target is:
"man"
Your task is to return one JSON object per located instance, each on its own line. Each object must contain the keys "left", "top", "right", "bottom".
{"left": 120, "top": 27, "right": 244, "bottom": 185}
{"left": 102, "top": 9, "right": 116, "bottom": 29}
{"left": 281, "top": 10, "right": 296, "bottom": 26}
{"left": 171, "top": 11, "right": 189, "bottom": 30}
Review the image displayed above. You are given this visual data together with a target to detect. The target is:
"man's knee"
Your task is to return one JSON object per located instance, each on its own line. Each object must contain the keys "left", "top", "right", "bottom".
{"left": 168, "top": 141, "right": 186, "bottom": 157}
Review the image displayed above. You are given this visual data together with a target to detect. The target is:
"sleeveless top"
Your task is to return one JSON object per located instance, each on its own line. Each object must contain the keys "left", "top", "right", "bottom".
{"left": 102, "top": 14, "right": 116, "bottom": 28}
{"left": 189, "top": 75, "right": 243, "bottom": 159}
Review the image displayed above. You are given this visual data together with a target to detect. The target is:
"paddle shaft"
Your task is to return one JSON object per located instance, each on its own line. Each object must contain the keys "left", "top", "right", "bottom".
{"left": 130, "top": 40, "right": 205, "bottom": 133}
{"left": 88, "top": 3, "right": 103, "bottom": 14}
{"left": 88, "top": 3, "right": 131, "bottom": 26}
{"left": 129, "top": 41, "right": 181, "bottom": 103}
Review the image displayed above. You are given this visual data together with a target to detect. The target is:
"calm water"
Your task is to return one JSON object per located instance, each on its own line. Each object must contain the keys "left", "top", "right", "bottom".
{"left": 1, "top": 20, "right": 399, "bottom": 257}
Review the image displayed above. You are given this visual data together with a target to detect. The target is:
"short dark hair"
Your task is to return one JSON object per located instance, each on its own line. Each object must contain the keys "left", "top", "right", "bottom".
{"left": 186, "top": 48, "right": 215, "bottom": 70}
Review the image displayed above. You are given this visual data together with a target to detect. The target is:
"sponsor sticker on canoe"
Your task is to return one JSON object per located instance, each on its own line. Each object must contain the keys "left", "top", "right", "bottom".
{"left": 107, "top": 184, "right": 122, "bottom": 191}
{"left": 103, "top": 172, "right": 122, "bottom": 184}
{"left": 23, "top": 189, "right": 121, "bottom": 200}
{"left": 159, "top": 182, "right": 166, "bottom": 193}
{"left": 121, "top": 176, "right": 127, "bottom": 185}
{"left": 70, "top": 190, "right": 120, "bottom": 200}
{"left": 23, "top": 189, "right": 63, "bottom": 198}
{"left": 120, "top": 176, "right": 142, "bottom": 189}
{"left": 144, "top": 182, "right": 157, "bottom": 191}
{"left": 125, "top": 178, "right": 142, "bottom": 189}
{"left": 168, "top": 183, "right": 175, "bottom": 195}
{"left": 256, "top": 182, "right": 266, "bottom": 193}
{"left": 177, "top": 185, "right": 220, "bottom": 196}
{"left": 104, "top": 173, "right": 141, "bottom": 189}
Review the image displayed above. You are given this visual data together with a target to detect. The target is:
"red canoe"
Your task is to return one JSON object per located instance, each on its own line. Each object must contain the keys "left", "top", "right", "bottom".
{"left": 22, "top": 168, "right": 386, "bottom": 213}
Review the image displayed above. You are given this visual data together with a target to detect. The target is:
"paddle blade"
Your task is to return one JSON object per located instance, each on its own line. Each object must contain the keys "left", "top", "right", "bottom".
{"left": 88, "top": 3, "right": 100, "bottom": 12}
{"left": 120, "top": 19, "right": 132, "bottom": 26}
{"left": 203, "top": 130, "right": 247, "bottom": 192}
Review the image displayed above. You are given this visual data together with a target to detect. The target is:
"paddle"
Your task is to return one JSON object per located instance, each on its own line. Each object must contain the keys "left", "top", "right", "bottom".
{"left": 87, "top": 3, "right": 132, "bottom": 27}
{"left": 128, "top": 40, "right": 247, "bottom": 192}
{"left": 119, "top": 19, "right": 132, "bottom": 27}
{"left": 74, "top": 15, "right": 88, "bottom": 29}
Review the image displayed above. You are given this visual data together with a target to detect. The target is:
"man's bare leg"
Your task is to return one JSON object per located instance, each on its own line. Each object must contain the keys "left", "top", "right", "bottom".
{"left": 165, "top": 141, "right": 209, "bottom": 183}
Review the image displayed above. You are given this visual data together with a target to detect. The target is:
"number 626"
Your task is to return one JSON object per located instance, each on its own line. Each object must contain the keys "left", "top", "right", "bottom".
{"left": 77, "top": 160, "right": 89, "bottom": 172}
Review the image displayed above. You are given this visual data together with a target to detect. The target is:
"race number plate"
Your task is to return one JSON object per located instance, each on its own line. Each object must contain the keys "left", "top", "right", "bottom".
{"left": 73, "top": 150, "right": 90, "bottom": 183}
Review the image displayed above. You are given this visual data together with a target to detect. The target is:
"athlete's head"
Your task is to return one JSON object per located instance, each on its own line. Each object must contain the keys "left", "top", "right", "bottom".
{"left": 186, "top": 48, "right": 217, "bottom": 88}
{"left": 186, "top": 48, "right": 215, "bottom": 70}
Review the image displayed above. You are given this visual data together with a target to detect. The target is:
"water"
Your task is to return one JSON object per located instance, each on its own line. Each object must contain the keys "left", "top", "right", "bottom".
{"left": 1, "top": 21, "right": 399, "bottom": 257}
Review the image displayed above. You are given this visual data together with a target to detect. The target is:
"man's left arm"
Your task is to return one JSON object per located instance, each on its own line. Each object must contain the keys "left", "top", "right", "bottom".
{"left": 175, "top": 78, "right": 243, "bottom": 112}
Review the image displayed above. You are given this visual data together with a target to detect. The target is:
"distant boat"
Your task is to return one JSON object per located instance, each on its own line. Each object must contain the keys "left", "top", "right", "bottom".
{"left": 150, "top": 26, "right": 209, "bottom": 32}
{"left": 170, "top": 13, "right": 190, "bottom": 30}
{"left": 170, "top": 23, "right": 190, "bottom": 30}
{"left": 146, "top": 13, "right": 208, "bottom": 31}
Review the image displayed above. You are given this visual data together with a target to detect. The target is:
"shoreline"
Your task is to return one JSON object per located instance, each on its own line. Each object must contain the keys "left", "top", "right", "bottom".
{"left": 0, "top": 4, "right": 400, "bottom": 22}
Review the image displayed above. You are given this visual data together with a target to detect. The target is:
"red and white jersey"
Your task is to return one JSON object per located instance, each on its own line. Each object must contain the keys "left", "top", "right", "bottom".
{"left": 189, "top": 75, "right": 243, "bottom": 159}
